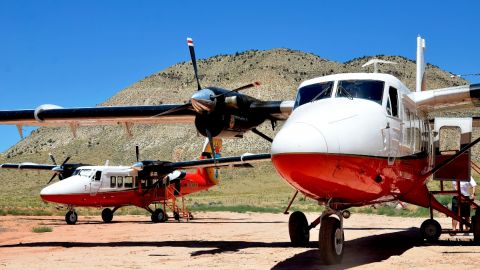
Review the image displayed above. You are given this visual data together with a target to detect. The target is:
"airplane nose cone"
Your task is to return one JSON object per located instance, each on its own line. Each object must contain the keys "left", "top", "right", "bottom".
{"left": 271, "top": 122, "right": 328, "bottom": 155}
{"left": 191, "top": 89, "right": 216, "bottom": 113}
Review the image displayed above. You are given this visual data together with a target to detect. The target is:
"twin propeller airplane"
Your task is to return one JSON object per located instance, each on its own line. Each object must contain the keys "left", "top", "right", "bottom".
{"left": 1, "top": 36, "right": 480, "bottom": 264}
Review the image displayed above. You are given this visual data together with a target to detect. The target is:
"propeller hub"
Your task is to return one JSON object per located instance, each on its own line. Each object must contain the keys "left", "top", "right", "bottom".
{"left": 191, "top": 88, "right": 216, "bottom": 113}
{"left": 51, "top": 166, "right": 63, "bottom": 173}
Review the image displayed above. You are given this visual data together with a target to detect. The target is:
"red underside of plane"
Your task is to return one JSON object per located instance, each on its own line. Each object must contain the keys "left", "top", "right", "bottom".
{"left": 271, "top": 152, "right": 435, "bottom": 207}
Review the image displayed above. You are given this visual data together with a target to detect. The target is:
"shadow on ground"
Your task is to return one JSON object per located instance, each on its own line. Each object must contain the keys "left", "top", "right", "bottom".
{"left": 1, "top": 226, "right": 477, "bottom": 269}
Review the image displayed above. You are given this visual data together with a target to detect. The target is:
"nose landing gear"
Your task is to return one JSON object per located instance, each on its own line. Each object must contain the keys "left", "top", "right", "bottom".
{"left": 287, "top": 207, "right": 348, "bottom": 265}
{"left": 65, "top": 206, "right": 78, "bottom": 225}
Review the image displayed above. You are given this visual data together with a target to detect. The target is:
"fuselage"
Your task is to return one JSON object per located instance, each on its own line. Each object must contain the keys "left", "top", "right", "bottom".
{"left": 271, "top": 73, "right": 434, "bottom": 208}
{"left": 40, "top": 165, "right": 216, "bottom": 208}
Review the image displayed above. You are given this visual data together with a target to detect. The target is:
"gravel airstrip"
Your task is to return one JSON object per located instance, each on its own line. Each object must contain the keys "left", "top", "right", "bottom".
{"left": 0, "top": 212, "right": 479, "bottom": 269}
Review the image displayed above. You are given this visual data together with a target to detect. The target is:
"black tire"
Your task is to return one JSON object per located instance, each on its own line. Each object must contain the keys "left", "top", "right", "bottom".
{"left": 101, "top": 208, "right": 113, "bottom": 223}
{"left": 189, "top": 212, "right": 194, "bottom": 220}
{"left": 288, "top": 211, "right": 310, "bottom": 247}
{"left": 151, "top": 209, "right": 166, "bottom": 223}
{"left": 319, "top": 217, "right": 344, "bottom": 264}
{"left": 174, "top": 211, "right": 180, "bottom": 221}
{"left": 420, "top": 219, "right": 442, "bottom": 242}
{"left": 65, "top": 210, "right": 78, "bottom": 225}
{"left": 473, "top": 215, "right": 480, "bottom": 243}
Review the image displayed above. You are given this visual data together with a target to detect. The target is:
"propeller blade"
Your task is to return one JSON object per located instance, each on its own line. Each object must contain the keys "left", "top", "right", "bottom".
{"left": 251, "top": 128, "right": 273, "bottom": 143}
{"left": 150, "top": 103, "right": 192, "bottom": 118}
{"left": 47, "top": 173, "right": 57, "bottom": 185}
{"left": 135, "top": 145, "right": 140, "bottom": 162}
{"left": 211, "top": 81, "right": 261, "bottom": 99}
{"left": 205, "top": 129, "right": 217, "bottom": 165}
{"left": 232, "top": 81, "right": 261, "bottom": 92}
{"left": 49, "top": 153, "right": 57, "bottom": 165}
{"left": 60, "top": 157, "right": 71, "bottom": 166}
{"left": 187, "top": 37, "right": 202, "bottom": 90}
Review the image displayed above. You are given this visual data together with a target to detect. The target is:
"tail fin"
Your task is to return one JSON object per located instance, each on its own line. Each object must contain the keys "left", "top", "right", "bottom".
{"left": 199, "top": 138, "right": 222, "bottom": 184}
{"left": 416, "top": 35, "right": 426, "bottom": 92}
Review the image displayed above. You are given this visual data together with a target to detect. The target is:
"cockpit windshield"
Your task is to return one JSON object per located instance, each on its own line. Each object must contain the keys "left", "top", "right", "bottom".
{"left": 72, "top": 169, "right": 95, "bottom": 178}
{"left": 335, "top": 80, "right": 384, "bottom": 104}
{"left": 294, "top": 81, "right": 334, "bottom": 109}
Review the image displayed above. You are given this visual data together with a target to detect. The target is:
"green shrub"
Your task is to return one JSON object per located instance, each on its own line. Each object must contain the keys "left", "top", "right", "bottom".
{"left": 32, "top": 226, "right": 53, "bottom": 233}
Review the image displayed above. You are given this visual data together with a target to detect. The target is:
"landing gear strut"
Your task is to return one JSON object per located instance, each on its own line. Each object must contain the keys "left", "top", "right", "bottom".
{"left": 288, "top": 208, "right": 348, "bottom": 265}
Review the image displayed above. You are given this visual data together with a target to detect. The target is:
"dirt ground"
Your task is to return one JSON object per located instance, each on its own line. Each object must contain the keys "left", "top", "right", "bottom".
{"left": 0, "top": 212, "right": 479, "bottom": 270}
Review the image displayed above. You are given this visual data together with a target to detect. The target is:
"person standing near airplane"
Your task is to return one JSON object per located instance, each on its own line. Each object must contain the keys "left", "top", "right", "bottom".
{"left": 451, "top": 176, "right": 477, "bottom": 232}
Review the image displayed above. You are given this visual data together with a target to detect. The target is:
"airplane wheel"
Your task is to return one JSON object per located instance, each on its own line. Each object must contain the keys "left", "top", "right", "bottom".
{"left": 65, "top": 211, "right": 78, "bottom": 225}
{"left": 288, "top": 211, "right": 310, "bottom": 247}
{"left": 319, "top": 217, "right": 344, "bottom": 265}
{"left": 420, "top": 219, "right": 441, "bottom": 242}
{"left": 101, "top": 208, "right": 113, "bottom": 223}
{"left": 151, "top": 209, "right": 166, "bottom": 223}
{"left": 473, "top": 215, "right": 480, "bottom": 243}
{"left": 174, "top": 211, "right": 180, "bottom": 221}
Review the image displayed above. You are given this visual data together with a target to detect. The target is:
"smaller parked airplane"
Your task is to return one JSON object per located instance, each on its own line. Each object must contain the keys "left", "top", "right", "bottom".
{"left": 0, "top": 138, "right": 270, "bottom": 224}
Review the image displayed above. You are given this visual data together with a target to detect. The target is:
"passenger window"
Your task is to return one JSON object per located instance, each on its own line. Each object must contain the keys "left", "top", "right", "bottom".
{"left": 388, "top": 87, "right": 398, "bottom": 117}
{"left": 117, "top": 176, "right": 124, "bottom": 188}
{"left": 141, "top": 179, "right": 147, "bottom": 188}
{"left": 124, "top": 176, "right": 133, "bottom": 188}
{"left": 110, "top": 176, "right": 116, "bottom": 188}
{"left": 95, "top": 171, "right": 102, "bottom": 181}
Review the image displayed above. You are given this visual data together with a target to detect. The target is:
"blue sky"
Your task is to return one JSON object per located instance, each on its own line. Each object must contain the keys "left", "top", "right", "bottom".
{"left": 0, "top": 1, "right": 479, "bottom": 152}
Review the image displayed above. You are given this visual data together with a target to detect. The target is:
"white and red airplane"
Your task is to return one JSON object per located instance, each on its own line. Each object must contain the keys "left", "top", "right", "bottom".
{"left": 0, "top": 36, "right": 479, "bottom": 264}
{"left": 1, "top": 138, "right": 270, "bottom": 224}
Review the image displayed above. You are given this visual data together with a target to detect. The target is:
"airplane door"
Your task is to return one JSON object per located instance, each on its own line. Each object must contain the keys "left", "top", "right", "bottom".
{"left": 387, "top": 119, "right": 401, "bottom": 166}
{"left": 385, "top": 86, "right": 401, "bottom": 166}
{"left": 90, "top": 171, "right": 102, "bottom": 196}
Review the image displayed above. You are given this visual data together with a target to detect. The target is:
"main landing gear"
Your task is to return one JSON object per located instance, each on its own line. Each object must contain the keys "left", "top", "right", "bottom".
{"left": 151, "top": 208, "right": 168, "bottom": 223}
{"left": 101, "top": 207, "right": 120, "bottom": 223}
{"left": 288, "top": 208, "right": 350, "bottom": 265}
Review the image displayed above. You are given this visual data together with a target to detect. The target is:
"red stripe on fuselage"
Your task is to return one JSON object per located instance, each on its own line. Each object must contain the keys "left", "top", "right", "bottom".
{"left": 271, "top": 153, "right": 430, "bottom": 205}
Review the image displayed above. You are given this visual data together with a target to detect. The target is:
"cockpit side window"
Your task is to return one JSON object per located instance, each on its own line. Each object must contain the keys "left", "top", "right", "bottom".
{"left": 294, "top": 81, "right": 334, "bottom": 109}
{"left": 335, "top": 80, "right": 384, "bottom": 104}
{"left": 388, "top": 86, "right": 399, "bottom": 117}
{"left": 94, "top": 171, "right": 102, "bottom": 181}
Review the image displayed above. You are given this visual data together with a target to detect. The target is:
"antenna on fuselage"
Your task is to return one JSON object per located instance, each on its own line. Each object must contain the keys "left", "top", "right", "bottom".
{"left": 362, "top": 59, "right": 397, "bottom": 73}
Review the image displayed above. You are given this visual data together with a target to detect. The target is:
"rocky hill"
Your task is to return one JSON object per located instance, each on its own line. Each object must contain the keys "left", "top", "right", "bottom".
{"left": 0, "top": 49, "right": 474, "bottom": 166}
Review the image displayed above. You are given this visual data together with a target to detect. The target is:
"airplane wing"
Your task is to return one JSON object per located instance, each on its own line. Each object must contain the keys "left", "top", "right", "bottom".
{"left": 0, "top": 101, "right": 292, "bottom": 127}
{"left": 0, "top": 163, "right": 57, "bottom": 170}
{"left": 135, "top": 153, "right": 271, "bottom": 171}
{"left": 404, "top": 83, "right": 480, "bottom": 113}
{"left": 0, "top": 104, "right": 196, "bottom": 126}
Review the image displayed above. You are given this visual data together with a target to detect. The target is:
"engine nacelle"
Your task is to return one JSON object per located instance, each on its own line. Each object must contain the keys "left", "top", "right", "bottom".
{"left": 194, "top": 114, "right": 264, "bottom": 138}
{"left": 34, "top": 104, "right": 64, "bottom": 122}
